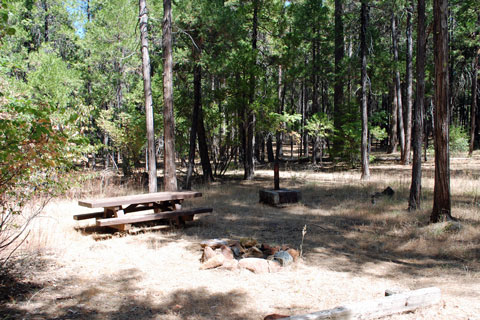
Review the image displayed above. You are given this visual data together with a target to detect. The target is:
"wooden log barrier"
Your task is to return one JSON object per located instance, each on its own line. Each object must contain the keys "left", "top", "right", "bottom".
{"left": 280, "top": 287, "right": 441, "bottom": 320}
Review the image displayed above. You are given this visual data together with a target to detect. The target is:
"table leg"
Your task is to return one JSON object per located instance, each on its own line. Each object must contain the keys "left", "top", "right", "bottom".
{"left": 174, "top": 200, "right": 182, "bottom": 210}
{"left": 105, "top": 206, "right": 131, "bottom": 231}
{"left": 151, "top": 200, "right": 190, "bottom": 227}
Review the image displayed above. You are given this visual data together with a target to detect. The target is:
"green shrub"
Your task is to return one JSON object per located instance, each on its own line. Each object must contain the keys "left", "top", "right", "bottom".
{"left": 449, "top": 125, "right": 469, "bottom": 154}
{"left": 0, "top": 92, "right": 74, "bottom": 264}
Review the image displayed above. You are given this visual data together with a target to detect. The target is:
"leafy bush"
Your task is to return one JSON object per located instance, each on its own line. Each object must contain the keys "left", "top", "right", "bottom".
{"left": 427, "top": 125, "right": 469, "bottom": 155}
{"left": 0, "top": 91, "right": 73, "bottom": 264}
{"left": 0, "top": 1, "right": 16, "bottom": 39}
{"left": 369, "top": 125, "right": 388, "bottom": 141}
{"left": 449, "top": 125, "right": 469, "bottom": 154}
{"left": 340, "top": 120, "right": 362, "bottom": 167}
{"left": 97, "top": 107, "right": 147, "bottom": 175}
{"left": 305, "top": 112, "right": 334, "bottom": 141}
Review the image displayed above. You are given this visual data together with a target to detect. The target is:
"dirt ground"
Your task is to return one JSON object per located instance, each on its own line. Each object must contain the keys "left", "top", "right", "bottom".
{"left": 1, "top": 155, "right": 479, "bottom": 320}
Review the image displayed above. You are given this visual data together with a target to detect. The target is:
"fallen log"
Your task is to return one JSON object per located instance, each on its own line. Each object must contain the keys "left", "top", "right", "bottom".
{"left": 280, "top": 287, "right": 441, "bottom": 320}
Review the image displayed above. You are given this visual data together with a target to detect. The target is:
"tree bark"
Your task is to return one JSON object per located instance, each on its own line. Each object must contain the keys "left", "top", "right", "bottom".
{"left": 431, "top": 0, "right": 452, "bottom": 222}
{"left": 244, "top": 0, "right": 258, "bottom": 180}
{"left": 185, "top": 36, "right": 213, "bottom": 188}
{"left": 404, "top": 0, "right": 414, "bottom": 165}
{"left": 42, "top": 0, "right": 49, "bottom": 43}
{"left": 469, "top": 49, "right": 479, "bottom": 156}
{"left": 360, "top": 0, "right": 370, "bottom": 180}
{"left": 86, "top": 0, "right": 91, "bottom": 21}
{"left": 312, "top": 29, "right": 319, "bottom": 115}
{"left": 389, "top": 84, "right": 399, "bottom": 153}
{"left": 392, "top": 12, "right": 405, "bottom": 159}
{"left": 197, "top": 100, "right": 214, "bottom": 183}
{"left": 276, "top": 65, "right": 284, "bottom": 160}
{"left": 185, "top": 52, "right": 200, "bottom": 190}
{"left": 162, "top": 0, "right": 177, "bottom": 191}
{"left": 139, "top": 0, "right": 157, "bottom": 193}
{"left": 300, "top": 80, "right": 305, "bottom": 157}
{"left": 333, "top": 0, "right": 345, "bottom": 155}
{"left": 409, "top": 0, "right": 426, "bottom": 211}
{"left": 104, "top": 134, "right": 110, "bottom": 168}
{"left": 267, "top": 135, "right": 275, "bottom": 162}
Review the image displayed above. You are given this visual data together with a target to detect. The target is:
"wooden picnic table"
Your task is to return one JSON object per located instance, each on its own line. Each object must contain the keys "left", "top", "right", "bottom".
{"left": 75, "top": 191, "right": 212, "bottom": 231}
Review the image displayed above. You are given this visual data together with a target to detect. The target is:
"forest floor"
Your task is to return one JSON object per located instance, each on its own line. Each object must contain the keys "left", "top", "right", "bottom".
{"left": 1, "top": 152, "right": 480, "bottom": 320}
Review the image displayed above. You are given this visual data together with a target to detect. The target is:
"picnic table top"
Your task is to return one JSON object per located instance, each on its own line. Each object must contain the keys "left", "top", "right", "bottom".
{"left": 78, "top": 191, "right": 202, "bottom": 208}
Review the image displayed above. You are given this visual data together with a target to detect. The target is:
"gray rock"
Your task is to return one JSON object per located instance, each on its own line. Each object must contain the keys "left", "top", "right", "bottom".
{"left": 274, "top": 250, "right": 293, "bottom": 266}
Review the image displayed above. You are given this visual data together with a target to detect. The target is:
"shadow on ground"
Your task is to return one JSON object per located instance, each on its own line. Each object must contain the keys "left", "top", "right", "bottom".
{"left": 171, "top": 175, "right": 480, "bottom": 278}
{"left": 0, "top": 265, "right": 252, "bottom": 320}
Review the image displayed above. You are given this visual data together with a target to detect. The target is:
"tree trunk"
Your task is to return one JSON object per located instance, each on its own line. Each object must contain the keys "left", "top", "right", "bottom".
{"left": 431, "top": 0, "right": 452, "bottom": 222}
{"left": 255, "top": 133, "right": 262, "bottom": 163}
{"left": 260, "top": 135, "right": 265, "bottom": 162}
{"left": 392, "top": 12, "right": 405, "bottom": 159}
{"left": 312, "top": 34, "right": 320, "bottom": 164}
{"left": 197, "top": 101, "right": 214, "bottom": 183}
{"left": 312, "top": 30, "right": 319, "bottom": 115}
{"left": 389, "top": 84, "right": 399, "bottom": 153}
{"left": 409, "top": 0, "right": 426, "bottom": 211}
{"left": 333, "top": 0, "right": 345, "bottom": 155}
{"left": 404, "top": 0, "right": 414, "bottom": 165}
{"left": 162, "top": 0, "right": 177, "bottom": 191}
{"left": 469, "top": 49, "right": 479, "bottom": 156}
{"left": 276, "top": 65, "right": 284, "bottom": 160}
{"left": 186, "top": 35, "right": 213, "bottom": 187}
{"left": 360, "top": 0, "right": 370, "bottom": 180}
{"left": 300, "top": 80, "right": 305, "bottom": 157}
{"left": 244, "top": 0, "right": 258, "bottom": 180}
{"left": 139, "top": 0, "right": 157, "bottom": 193}
{"left": 104, "top": 134, "right": 110, "bottom": 169}
{"left": 303, "top": 79, "right": 309, "bottom": 158}
{"left": 185, "top": 51, "right": 200, "bottom": 190}
{"left": 290, "top": 137, "right": 293, "bottom": 159}
{"left": 86, "top": 0, "right": 91, "bottom": 21}
{"left": 42, "top": 0, "right": 49, "bottom": 43}
{"left": 267, "top": 135, "right": 274, "bottom": 162}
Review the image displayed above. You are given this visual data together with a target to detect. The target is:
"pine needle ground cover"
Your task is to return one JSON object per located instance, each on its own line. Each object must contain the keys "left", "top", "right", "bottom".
{"left": 1, "top": 155, "right": 479, "bottom": 319}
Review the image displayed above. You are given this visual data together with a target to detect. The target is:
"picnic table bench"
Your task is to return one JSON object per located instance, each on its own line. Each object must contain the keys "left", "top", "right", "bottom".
{"left": 75, "top": 191, "right": 212, "bottom": 231}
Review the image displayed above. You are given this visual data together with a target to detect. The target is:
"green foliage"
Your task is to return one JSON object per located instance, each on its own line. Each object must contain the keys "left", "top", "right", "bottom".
{"left": 97, "top": 108, "right": 146, "bottom": 171}
{"left": 0, "top": 0, "right": 16, "bottom": 39}
{"left": 0, "top": 0, "right": 477, "bottom": 190}
{"left": 449, "top": 125, "right": 469, "bottom": 154}
{"left": 340, "top": 119, "right": 362, "bottom": 167}
{"left": 0, "top": 80, "right": 81, "bottom": 260}
{"left": 28, "top": 45, "right": 81, "bottom": 109}
{"left": 269, "top": 111, "right": 302, "bottom": 133}
{"left": 370, "top": 126, "right": 388, "bottom": 141}
{"left": 305, "top": 112, "right": 334, "bottom": 140}
{"left": 0, "top": 98, "right": 65, "bottom": 196}
{"left": 0, "top": 76, "right": 87, "bottom": 198}
{"left": 427, "top": 125, "right": 470, "bottom": 155}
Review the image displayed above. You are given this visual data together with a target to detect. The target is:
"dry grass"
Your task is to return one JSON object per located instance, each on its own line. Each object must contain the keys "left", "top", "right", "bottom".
{"left": 1, "top": 154, "right": 479, "bottom": 319}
